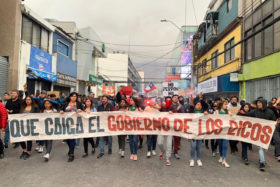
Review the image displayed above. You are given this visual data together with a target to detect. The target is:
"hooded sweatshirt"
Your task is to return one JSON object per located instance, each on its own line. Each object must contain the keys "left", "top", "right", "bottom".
{"left": 247, "top": 99, "right": 276, "bottom": 121}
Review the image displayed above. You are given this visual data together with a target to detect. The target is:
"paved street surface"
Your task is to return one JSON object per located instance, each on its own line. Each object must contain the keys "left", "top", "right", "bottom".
{"left": 0, "top": 137, "right": 280, "bottom": 187}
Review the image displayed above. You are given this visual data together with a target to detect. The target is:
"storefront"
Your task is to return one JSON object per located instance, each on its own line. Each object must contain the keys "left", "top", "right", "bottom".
{"left": 53, "top": 72, "right": 77, "bottom": 95}
{"left": 198, "top": 73, "right": 239, "bottom": 100}
{"left": 27, "top": 46, "right": 57, "bottom": 95}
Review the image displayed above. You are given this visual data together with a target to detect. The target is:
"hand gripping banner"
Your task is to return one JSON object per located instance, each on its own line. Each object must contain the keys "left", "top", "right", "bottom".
{"left": 8, "top": 111, "right": 277, "bottom": 149}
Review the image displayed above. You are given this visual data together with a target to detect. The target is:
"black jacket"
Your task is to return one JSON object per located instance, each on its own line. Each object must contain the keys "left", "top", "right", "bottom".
{"left": 97, "top": 103, "right": 113, "bottom": 112}
{"left": 247, "top": 99, "right": 276, "bottom": 121}
{"left": 5, "top": 99, "right": 21, "bottom": 114}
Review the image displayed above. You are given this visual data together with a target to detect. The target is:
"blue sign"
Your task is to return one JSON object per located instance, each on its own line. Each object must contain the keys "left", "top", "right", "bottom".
{"left": 30, "top": 45, "right": 52, "bottom": 73}
{"left": 28, "top": 69, "right": 57, "bottom": 82}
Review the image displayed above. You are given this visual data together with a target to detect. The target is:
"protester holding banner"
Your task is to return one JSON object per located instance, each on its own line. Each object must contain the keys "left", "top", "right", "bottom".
{"left": 118, "top": 99, "right": 128, "bottom": 158}
{"left": 97, "top": 95, "right": 113, "bottom": 159}
{"left": 215, "top": 100, "right": 231, "bottom": 168}
{"left": 82, "top": 98, "right": 97, "bottom": 158}
{"left": 169, "top": 95, "right": 184, "bottom": 159}
{"left": 246, "top": 98, "right": 277, "bottom": 171}
{"left": 0, "top": 102, "right": 7, "bottom": 159}
{"left": 128, "top": 97, "right": 140, "bottom": 161}
{"left": 42, "top": 99, "right": 57, "bottom": 161}
{"left": 19, "top": 96, "right": 40, "bottom": 160}
{"left": 157, "top": 96, "right": 173, "bottom": 166}
{"left": 59, "top": 92, "right": 83, "bottom": 162}
{"left": 189, "top": 100, "right": 208, "bottom": 167}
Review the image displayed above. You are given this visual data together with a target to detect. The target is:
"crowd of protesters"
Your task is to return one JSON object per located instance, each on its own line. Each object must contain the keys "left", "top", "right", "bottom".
{"left": 0, "top": 85, "right": 279, "bottom": 172}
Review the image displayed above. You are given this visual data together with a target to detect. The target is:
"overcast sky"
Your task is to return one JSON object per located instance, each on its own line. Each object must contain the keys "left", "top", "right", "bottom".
{"left": 24, "top": 0, "right": 210, "bottom": 81}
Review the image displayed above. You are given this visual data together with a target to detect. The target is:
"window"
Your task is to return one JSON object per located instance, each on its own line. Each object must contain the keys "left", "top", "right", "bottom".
{"left": 264, "top": 25, "right": 273, "bottom": 55}
{"left": 225, "top": 38, "right": 235, "bottom": 63}
{"left": 58, "top": 41, "right": 69, "bottom": 56}
{"left": 21, "top": 15, "right": 49, "bottom": 52}
{"left": 197, "top": 64, "right": 201, "bottom": 76}
{"left": 274, "top": 20, "right": 280, "bottom": 50}
{"left": 254, "top": 24, "right": 262, "bottom": 58}
{"left": 202, "top": 59, "right": 207, "bottom": 74}
{"left": 253, "top": 8, "right": 262, "bottom": 25}
{"left": 245, "top": 30, "right": 253, "bottom": 61}
{"left": 263, "top": 0, "right": 273, "bottom": 17}
{"left": 211, "top": 51, "right": 218, "bottom": 70}
{"left": 227, "top": 0, "right": 232, "bottom": 12}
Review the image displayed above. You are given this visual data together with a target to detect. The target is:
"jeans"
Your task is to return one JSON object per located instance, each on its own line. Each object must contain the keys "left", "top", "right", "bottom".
{"left": 4, "top": 123, "right": 9, "bottom": 146}
{"left": 76, "top": 138, "right": 81, "bottom": 147}
{"left": 129, "top": 135, "right": 138, "bottom": 154}
{"left": 241, "top": 142, "right": 249, "bottom": 160}
{"left": 83, "top": 138, "right": 95, "bottom": 154}
{"left": 45, "top": 140, "right": 53, "bottom": 154}
{"left": 147, "top": 135, "right": 157, "bottom": 151}
{"left": 173, "top": 136, "right": 181, "bottom": 154}
{"left": 20, "top": 141, "right": 32, "bottom": 152}
{"left": 190, "top": 140, "right": 202, "bottom": 160}
{"left": 118, "top": 135, "right": 126, "bottom": 151}
{"left": 99, "top": 136, "right": 112, "bottom": 154}
{"left": 218, "top": 139, "right": 229, "bottom": 158}
{"left": 259, "top": 147, "right": 265, "bottom": 164}
{"left": 67, "top": 139, "right": 76, "bottom": 154}
{"left": 273, "top": 124, "right": 280, "bottom": 157}
{"left": 157, "top": 135, "right": 172, "bottom": 159}
{"left": 38, "top": 140, "right": 44, "bottom": 146}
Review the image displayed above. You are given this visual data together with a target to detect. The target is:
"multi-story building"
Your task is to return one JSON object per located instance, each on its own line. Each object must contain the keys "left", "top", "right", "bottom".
{"left": 193, "top": 0, "right": 243, "bottom": 99}
{"left": 0, "top": 1, "right": 57, "bottom": 94}
{"left": 238, "top": 0, "right": 280, "bottom": 102}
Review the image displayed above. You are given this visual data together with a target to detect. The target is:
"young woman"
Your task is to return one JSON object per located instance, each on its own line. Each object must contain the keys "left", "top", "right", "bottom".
{"left": 60, "top": 92, "right": 83, "bottom": 162}
{"left": 215, "top": 100, "right": 231, "bottom": 168}
{"left": 128, "top": 97, "right": 141, "bottom": 161}
{"left": 42, "top": 99, "right": 57, "bottom": 161}
{"left": 189, "top": 101, "right": 208, "bottom": 167}
{"left": 82, "top": 98, "right": 97, "bottom": 158}
{"left": 19, "top": 96, "right": 40, "bottom": 160}
{"left": 237, "top": 103, "right": 251, "bottom": 165}
{"left": 118, "top": 99, "right": 128, "bottom": 158}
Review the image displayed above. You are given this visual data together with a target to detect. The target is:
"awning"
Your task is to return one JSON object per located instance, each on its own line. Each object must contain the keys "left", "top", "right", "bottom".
{"left": 28, "top": 68, "right": 57, "bottom": 82}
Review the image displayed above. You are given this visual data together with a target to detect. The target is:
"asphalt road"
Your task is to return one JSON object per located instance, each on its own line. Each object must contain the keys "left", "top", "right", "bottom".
{"left": 0, "top": 137, "right": 279, "bottom": 187}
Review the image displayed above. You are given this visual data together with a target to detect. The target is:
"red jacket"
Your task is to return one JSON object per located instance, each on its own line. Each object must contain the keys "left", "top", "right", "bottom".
{"left": 0, "top": 102, "right": 7, "bottom": 129}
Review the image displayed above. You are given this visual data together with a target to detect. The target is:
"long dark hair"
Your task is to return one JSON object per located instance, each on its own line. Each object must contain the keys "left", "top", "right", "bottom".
{"left": 217, "top": 100, "right": 228, "bottom": 114}
{"left": 41, "top": 100, "right": 54, "bottom": 112}
{"left": 84, "top": 97, "right": 93, "bottom": 109}
{"left": 119, "top": 99, "right": 128, "bottom": 109}
{"left": 130, "top": 97, "right": 140, "bottom": 108}
{"left": 20, "top": 96, "right": 37, "bottom": 113}
{"left": 240, "top": 103, "right": 251, "bottom": 113}
{"left": 66, "top": 92, "right": 78, "bottom": 103}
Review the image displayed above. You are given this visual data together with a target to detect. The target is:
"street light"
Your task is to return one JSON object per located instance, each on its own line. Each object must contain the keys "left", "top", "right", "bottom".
{"left": 160, "top": 19, "right": 182, "bottom": 32}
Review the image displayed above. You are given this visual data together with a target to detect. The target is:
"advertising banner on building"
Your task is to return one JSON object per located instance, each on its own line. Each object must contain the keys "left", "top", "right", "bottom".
{"left": 197, "top": 77, "right": 218, "bottom": 94}
{"left": 162, "top": 82, "right": 179, "bottom": 97}
{"left": 8, "top": 112, "right": 276, "bottom": 149}
{"left": 30, "top": 45, "right": 52, "bottom": 73}
{"left": 102, "top": 85, "right": 115, "bottom": 95}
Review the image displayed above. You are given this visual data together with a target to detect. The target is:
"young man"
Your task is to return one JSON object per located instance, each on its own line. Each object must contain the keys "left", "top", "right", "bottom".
{"left": 0, "top": 102, "right": 7, "bottom": 158}
{"left": 2, "top": 93, "right": 10, "bottom": 106}
{"left": 97, "top": 95, "right": 113, "bottom": 158}
{"left": 247, "top": 98, "right": 277, "bottom": 171}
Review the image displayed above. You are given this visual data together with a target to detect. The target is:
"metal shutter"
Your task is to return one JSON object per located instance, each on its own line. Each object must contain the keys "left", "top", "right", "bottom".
{"left": 0, "top": 56, "right": 9, "bottom": 97}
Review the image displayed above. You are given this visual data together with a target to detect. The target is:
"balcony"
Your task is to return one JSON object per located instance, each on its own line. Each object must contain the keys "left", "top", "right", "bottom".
{"left": 56, "top": 53, "right": 77, "bottom": 77}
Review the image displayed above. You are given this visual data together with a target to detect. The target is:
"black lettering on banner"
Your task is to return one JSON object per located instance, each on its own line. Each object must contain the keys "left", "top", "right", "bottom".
{"left": 45, "top": 118, "right": 54, "bottom": 135}
{"left": 20, "top": 120, "right": 30, "bottom": 136}
{"left": 55, "top": 118, "right": 62, "bottom": 135}
{"left": 97, "top": 116, "right": 104, "bottom": 132}
{"left": 10, "top": 120, "right": 21, "bottom": 137}
{"left": 30, "top": 119, "right": 39, "bottom": 136}
{"left": 88, "top": 116, "right": 97, "bottom": 133}
{"left": 66, "top": 118, "right": 75, "bottom": 134}
{"left": 62, "top": 117, "right": 66, "bottom": 135}
{"left": 76, "top": 117, "right": 84, "bottom": 134}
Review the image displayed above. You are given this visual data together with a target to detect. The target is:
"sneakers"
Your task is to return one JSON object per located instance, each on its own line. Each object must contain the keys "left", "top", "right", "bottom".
{"left": 152, "top": 150, "right": 157, "bottom": 156}
{"left": 121, "top": 151, "right": 125, "bottom": 158}
{"left": 20, "top": 151, "right": 25, "bottom": 159}
{"left": 159, "top": 151, "right": 165, "bottom": 160}
{"left": 222, "top": 161, "right": 230, "bottom": 168}
{"left": 82, "top": 153, "right": 88, "bottom": 158}
{"left": 197, "top": 160, "right": 203, "bottom": 167}
{"left": 259, "top": 163, "right": 265, "bottom": 171}
{"left": 130, "top": 155, "right": 134, "bottom": 160}
{"left": 35, "top": 146, "right": 40, "bottom": 151}
{"left": 244, "top": 159, "right": 249, "bottom": 165}
{"left": 212, "top": 152, "right": 216, "bottom": 157}
{"left": 68, "top": 154, "right": 74, "bottom": 162}
{"left": 38, "top": 146, "right": 44, "bottom": 153}
{"left": 24, "top": 153, "right": 30, "bottom": 160}
{"left": 119, "top": 149, "right": 122, "bottom": 154}
{"left": 97, "top": 153, "right": 104, "bottom": 159}
{"left": 218, "top": 157, "right": 223, "bottom": 163}
{"left": 189, "top": 160, "right": 195, "bottom": 167}
{"left": 43, "top": 153, "right": 50, "bottom": 161}
{"left": 174, "top": 154, "right": 180, "bottom": 159}
{"left": 133, "top": 155, "right": 138, "bottom": 161}
{"left": 165, "top": 159, "right": 171, "bottom": 166}
{"left": 91, "top": 148, "right": 95, "bottom": 154}
{"left": 147, "top": 151, "right": 151, "bottom": 158}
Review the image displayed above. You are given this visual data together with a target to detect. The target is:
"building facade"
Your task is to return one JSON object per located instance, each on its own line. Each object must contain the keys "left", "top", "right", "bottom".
{"left": 238, "top": 0, "right": 280, "bottom": 102}
{"left": 193, "top": 0, "right": 243, "bottom": 99}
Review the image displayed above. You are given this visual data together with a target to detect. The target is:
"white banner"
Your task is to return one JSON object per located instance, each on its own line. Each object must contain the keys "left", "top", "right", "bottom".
{"left": 8, "top": 111, "right": 277, "bottom": 149}
{"left": 197, "top": 77, "right": 218, "bottom": 94}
